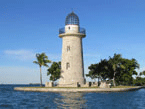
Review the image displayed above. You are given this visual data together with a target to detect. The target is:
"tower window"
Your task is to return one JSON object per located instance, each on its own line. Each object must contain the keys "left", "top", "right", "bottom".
{"left": 67, "top": 46, "right": 70, "bottom": 52}
{"left": 66, "top": 63, "right": 70, "bottom": 69}
{"left": 68, "top": 27, "right": 70, "bottom": 30}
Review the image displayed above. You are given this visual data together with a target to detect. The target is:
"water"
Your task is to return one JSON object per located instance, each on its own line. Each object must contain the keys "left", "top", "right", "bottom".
{"left": 0, "top": 85, "right": 145, "bottom": 109}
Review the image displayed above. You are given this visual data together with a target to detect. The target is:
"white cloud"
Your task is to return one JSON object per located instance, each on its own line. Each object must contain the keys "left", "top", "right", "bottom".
{"left": 4, "top": 49, "right": 35, "bottom": 61}
{"left": 3, "top": 49, "right": 61, "bottom": 62}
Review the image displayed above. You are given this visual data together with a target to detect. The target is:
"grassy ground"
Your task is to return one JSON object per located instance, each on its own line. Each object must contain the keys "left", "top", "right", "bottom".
{"left": 111, "top": 86, "right": 137, "bottom": 88}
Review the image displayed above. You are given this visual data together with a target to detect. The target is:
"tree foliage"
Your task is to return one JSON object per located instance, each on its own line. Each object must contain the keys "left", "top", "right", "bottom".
{"left": 135, "top": 70, "right": 145, "bottom": 86}
{"left": 86, "top": 59, "right": 112, "bottom": 82}
{"left": 140, "top": 70, "right": 145, "bottom": 76}
{"left": 108, "top": 54, "right": 126, "bottom": 86}
{"left": 115, "top": 58, "right": 139, "bottom": 85}
{"left": 86, "top": 64, "right": 99, "bottom": 80}
{"left": 98, "top": 59, "right": 112, "bottom": 80}
{"left": 33, "top": 53, "right": 51, "bottom": 67}
{"left": 134, "top": 77, "right": 145, "bottom": 86}
{"left": 33, "top": 53, "right": 51, "bottom": 86}
{"left": 86, "top": 53, "right": 140, "bottom": 86}
{"left": 47, "top": 61, "right": 61, "bottom": 82}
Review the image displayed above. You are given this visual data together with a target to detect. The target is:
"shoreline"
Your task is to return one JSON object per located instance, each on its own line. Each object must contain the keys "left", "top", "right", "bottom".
{"left": 14, "top": 86, "right": 144, "bottom": 92}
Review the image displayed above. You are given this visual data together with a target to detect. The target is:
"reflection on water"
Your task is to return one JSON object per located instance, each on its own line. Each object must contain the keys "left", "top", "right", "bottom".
{"left": 55, "top": 92, "right": 87, "bottom": 108}
{"left": 0, "top": 85, "right": 145, "bottom": 108}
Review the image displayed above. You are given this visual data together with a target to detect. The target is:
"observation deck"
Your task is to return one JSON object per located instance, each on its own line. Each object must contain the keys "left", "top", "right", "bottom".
{"left": 59, "top": 27, "right": 86, "bottom": 34}
{"left": 59, "top": 12, "right": 86, "bottom": 38}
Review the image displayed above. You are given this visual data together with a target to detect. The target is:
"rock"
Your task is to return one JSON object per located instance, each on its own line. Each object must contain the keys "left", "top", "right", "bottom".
{"left": 91, "top": 82, "right": 98, "bottom": 87}
{"left": 99, "top": 81, "right": 110, "bottom": 88}
{"left": 45, "top": 82, "right": 54, "bottom": 87}
{"left": 81, "top": 82, "right": 90, "bottom": 87}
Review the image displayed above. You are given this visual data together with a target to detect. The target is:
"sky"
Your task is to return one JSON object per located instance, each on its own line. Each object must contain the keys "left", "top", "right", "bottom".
{"left": 0, "top": 0, "right": 145, "bottom": 84}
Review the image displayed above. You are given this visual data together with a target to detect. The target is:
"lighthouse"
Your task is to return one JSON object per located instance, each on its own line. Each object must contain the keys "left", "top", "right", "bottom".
{"left": 58, "top": 12, "right": 86, "bottom": 87}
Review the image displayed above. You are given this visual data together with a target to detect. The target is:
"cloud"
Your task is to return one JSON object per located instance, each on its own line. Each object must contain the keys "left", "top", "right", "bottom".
{"left": 3, "top": 49, "right": 100, "bottom": 62}
{"left": 3, "top": 49, "right": 61, "bottom": 62}
{"left": 4, "top": 49, "right": 35, "bottom": 61}
{"left": 137, "top": 67, "right": 145, "bottom": 73}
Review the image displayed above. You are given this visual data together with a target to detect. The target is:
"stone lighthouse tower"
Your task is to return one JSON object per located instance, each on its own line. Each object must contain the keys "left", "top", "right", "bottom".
{"left": 59, "top": 12, "right": 86, "bottom": 87}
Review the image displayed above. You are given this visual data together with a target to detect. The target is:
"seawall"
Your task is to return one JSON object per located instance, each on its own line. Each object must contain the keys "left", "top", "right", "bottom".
{"left": 14, "top": 86, "right": 143, "bottom": 92}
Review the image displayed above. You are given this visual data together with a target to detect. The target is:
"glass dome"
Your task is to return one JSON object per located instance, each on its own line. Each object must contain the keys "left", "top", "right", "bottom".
{"left": 65, "top": 12, "right": 79, "bottom": 25}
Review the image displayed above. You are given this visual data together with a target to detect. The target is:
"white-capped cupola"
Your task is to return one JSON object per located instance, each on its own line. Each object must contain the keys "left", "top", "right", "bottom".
{"left": 65, "top": 12, "right": 79, "bottom": 25}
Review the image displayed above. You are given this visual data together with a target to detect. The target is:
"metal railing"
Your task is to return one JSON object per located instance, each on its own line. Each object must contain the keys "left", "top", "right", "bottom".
{"left": 59, "top": 27, "right": 86, "bottom": 34}
{"left": 80, "top": 28, "right": 86, "bottom": 34}
{"left": 59, "top": 28, "right": 65, "bottom": 34}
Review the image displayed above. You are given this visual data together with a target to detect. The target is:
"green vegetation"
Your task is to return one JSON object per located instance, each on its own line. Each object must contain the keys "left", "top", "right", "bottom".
{"left": 47, "top": 61, "right": 61, "bottom": 81}
{"left": 140, "top": 71, "right": 145, "bottom": 76}
{"left": 86, "top": 53, "right": 142, "bottom": 86}
{"left": 133, "top": 71, "right": 145, "bottom": 86}
{"left": 33, "top": 53, "right": 51, "bottom": 87}
{"left": 32, "top": 53, "right": 145, "bottom": 87}
{"left": 86, "top": 59, "right": 111, "bottom": 86}
{"left": 111, "top": 86, "right": 137, "bottom": 88}
{"left": 133, "top": 76, "right": 145, "bottom": 86}
{"left": 108, "top": 54, "right": 125, "bottom": 86}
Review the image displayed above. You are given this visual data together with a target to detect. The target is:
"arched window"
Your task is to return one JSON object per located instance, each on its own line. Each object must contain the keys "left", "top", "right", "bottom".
{"left": 66, "top": 63, "right": 70, "bottom": 69}
{"left": 67, "top": 46, "right": 70, "bottom": 52}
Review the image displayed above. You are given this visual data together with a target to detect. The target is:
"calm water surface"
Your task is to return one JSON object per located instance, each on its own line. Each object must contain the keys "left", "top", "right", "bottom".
{"left": 0, "top": 85, "right": 145, "bottom": 109}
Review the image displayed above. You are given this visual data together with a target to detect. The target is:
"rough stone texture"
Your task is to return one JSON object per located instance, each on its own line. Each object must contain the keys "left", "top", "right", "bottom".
{"left": 58, "top": 82, "right": 79, "bottom": 87}
{"left": 81, "top": 82, "right": 90, "bottom": 87}
{"left": 99, "top": 81, "right": 111, "bottom": 88}
{"left": 45, "top": 82, "right": 53, "bottom": 87}
{"left": 14, "top": 86, "right": 143, "bottom": 92}
{"left": 91, "top": 82, "right": 98, "bottom": 87}
{"left": 59, "top": 24, "right": 86, "bottom": 87}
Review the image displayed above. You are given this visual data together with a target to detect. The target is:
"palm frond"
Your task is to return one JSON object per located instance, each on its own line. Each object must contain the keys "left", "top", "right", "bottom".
{"left": 33, "top": 61, "right": 39, "bottom": 64}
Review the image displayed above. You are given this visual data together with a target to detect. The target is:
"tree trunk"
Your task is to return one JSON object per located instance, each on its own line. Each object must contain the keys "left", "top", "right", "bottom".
{"left": 98, "top": 77, "right": 100, "bottom": 86}
{"left": 40, "top": 67, "right": 42, "bottom": 87}
{"left": 113, "top": 72, "right": 116, "bottom": 87}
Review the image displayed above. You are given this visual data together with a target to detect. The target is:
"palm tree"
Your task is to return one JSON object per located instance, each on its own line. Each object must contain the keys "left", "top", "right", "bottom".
{"left": 108, "top": 54, "right": 125, "bottom": 86}
{"left": 33, "top": 53, "right": 51, "bottom": 87}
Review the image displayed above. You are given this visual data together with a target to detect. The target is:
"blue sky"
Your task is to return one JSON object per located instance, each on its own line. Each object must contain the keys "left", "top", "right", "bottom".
{"left": 0, "top": 0, "right": 145, "bottom": 84}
